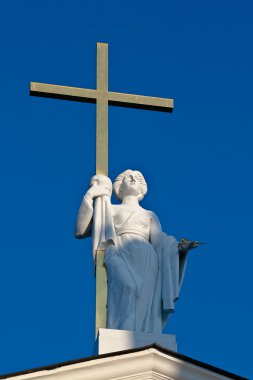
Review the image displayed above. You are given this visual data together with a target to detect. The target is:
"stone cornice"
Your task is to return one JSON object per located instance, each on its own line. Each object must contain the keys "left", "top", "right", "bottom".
{"left": 1, "top": 347, "right": 246, "bottom": 380}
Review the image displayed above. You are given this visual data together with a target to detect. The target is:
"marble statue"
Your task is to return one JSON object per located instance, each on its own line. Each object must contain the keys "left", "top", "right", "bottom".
{"left": 75, "top": 170, "right": 189, "bottom": 333}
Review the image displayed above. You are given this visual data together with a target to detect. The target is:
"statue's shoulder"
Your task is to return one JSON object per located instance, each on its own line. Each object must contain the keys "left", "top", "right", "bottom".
{"left": 146, "top": 209, "right": 160, "bottom": 221}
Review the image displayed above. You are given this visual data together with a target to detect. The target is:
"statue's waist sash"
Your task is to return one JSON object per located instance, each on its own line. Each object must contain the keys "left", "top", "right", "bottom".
{"left": 116, "top": 229, "right": 149, "bottom": 241}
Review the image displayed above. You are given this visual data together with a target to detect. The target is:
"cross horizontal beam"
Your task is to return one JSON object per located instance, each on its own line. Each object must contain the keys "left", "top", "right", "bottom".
{"left": 30, "top": 82, "right": 174, "bottom": 113}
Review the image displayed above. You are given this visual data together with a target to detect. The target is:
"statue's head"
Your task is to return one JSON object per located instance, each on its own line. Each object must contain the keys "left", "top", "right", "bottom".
{"left": 113, "top": 170, "right": 148, "bottom": 201}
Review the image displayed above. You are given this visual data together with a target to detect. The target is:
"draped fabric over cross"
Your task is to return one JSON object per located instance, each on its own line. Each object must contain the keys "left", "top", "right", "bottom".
{"left": 92, "top": 195, "right": 117, "bottom": 260}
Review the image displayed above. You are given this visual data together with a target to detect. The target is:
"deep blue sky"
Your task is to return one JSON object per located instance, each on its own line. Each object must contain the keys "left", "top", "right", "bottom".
{"left": 0, "top": 1, "right": 252, "bottom": 378}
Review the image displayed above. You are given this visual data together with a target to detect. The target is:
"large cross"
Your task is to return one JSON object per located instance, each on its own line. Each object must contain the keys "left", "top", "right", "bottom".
{"left": 30, "top": 42, "right": 174, "bottom": 336}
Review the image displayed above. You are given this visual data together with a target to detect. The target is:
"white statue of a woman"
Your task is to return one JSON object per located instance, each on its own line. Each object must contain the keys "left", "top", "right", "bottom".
{"left": 75, "top": 170, "right": 188, "bottom": 334}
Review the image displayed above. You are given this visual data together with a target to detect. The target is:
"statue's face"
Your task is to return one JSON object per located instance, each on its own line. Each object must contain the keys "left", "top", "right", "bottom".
{"left": 120, "top": 172, "right": 141, "bottom": 197}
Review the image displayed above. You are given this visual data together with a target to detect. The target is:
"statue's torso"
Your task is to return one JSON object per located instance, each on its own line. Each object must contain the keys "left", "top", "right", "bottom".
{"left": 111, "top": 204, "right": 152, "bottom": 240}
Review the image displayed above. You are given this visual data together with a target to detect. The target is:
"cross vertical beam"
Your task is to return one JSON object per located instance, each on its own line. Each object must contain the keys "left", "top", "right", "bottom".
{"left": 95, "top": 248, "right": 107, "bottom": 336}
{"left": 96, "top": 43, "right": 108, "bottom": 176}
{"left": 95, "top": 43, "right": 108, "bottom": 337}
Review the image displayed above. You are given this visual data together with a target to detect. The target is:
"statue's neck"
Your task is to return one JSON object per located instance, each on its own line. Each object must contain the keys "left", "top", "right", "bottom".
{"left": 121, "top": 196, "right": 139, "bottom": 207}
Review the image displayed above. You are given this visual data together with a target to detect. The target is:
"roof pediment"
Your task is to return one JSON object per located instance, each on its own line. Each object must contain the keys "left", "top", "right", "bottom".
{"left": 1, "top": 345, "right": 247, "bottom": 380}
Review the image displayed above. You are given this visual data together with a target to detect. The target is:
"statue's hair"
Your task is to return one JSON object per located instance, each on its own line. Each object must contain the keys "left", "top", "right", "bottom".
{"left": 113, "top": 170, "right": 148, "bottom": 201}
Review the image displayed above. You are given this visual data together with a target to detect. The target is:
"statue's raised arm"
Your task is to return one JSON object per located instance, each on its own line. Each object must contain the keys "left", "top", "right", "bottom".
{"left": 75, "top": 175, "right": 113, "bottom": 238}
{"left": 75, "top": 175, "right": 116, "bottom": 262}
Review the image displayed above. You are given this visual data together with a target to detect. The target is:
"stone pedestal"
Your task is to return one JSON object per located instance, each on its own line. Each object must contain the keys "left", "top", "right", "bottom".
{"left": 97, "top": 328, "right": 177, "bottom": 355}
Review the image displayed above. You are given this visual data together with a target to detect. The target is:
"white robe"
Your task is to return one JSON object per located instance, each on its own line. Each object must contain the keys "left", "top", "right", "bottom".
{"left": 104, "top": 209, "right": 187, "bottom": 333}
{"left": 76, "top": 196, "right": 187, "bottom": 333}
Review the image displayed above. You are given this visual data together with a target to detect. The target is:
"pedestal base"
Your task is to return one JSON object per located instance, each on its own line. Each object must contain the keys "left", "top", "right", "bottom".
{"left": 97, "top": 328, "right": 177, "bottom": 355}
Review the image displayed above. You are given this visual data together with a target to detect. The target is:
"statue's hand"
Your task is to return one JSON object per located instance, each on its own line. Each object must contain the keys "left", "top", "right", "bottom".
{"left": 178, "top": 238, "right": 207, "bottom": 253}
{"left": 86, "top": 185, "right": 111, "bottom": 199}
{"left": 86, "top": 174, "right": 112, "bottom": 200}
